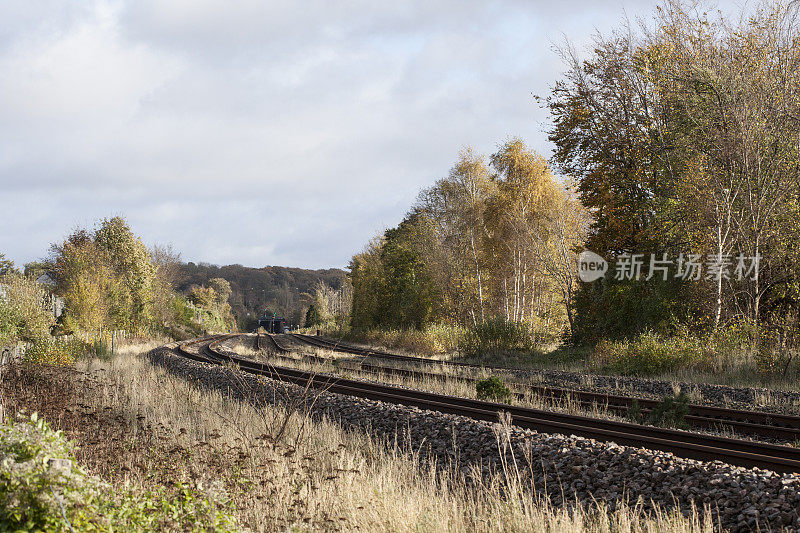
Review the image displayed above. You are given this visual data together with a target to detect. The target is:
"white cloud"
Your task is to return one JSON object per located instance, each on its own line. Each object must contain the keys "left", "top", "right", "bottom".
{"left": 0, "top": 0, "right": 663, "bottom": 269}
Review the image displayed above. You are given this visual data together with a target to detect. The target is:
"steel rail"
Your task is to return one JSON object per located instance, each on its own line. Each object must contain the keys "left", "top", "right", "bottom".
{"left": 175, "top": 335, "right": 800, "bottom": 474}
{"left": 286, "top": 333, "right": 800, "bottom": 440}
{"left": 269, "top": 337, "right": 800, "bottom": 441}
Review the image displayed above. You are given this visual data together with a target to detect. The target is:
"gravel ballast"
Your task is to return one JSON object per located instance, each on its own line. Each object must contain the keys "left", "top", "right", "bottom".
{"left": 149, "top": 345, "right": 800, "bottom": 532}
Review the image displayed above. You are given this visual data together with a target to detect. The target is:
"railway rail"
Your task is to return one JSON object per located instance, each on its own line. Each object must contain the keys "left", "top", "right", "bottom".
{"left": 174, "top": 334, "right": 800, "bottom": 474}
{"left": 282, "top": 333, "right": 800, "bottom": 441}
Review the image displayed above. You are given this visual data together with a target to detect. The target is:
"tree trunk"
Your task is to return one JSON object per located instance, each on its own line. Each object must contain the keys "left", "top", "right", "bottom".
{"left": 469, "top": 230, "right": 485, "bottom": 323}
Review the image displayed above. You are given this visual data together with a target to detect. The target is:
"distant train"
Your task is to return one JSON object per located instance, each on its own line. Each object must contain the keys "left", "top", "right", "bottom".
{"left": 258, "top": 310, "right": 287, "bottom": 333}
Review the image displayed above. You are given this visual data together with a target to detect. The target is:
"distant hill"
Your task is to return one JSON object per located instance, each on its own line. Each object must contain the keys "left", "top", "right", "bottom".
{"left": 176, "top": 263, "right": 346, "bottom": 330}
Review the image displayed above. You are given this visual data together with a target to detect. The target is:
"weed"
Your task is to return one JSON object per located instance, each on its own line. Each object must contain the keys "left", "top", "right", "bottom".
{"left": 641, "top": 393, "right": 690, "bottom": 430}
{"left": 476, "top": 376, "right": 511, "bottom": 403}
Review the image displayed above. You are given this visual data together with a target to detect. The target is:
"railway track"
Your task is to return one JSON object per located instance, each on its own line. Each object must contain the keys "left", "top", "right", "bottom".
{"left": 174, "top": 334, "right": 800, "bottom": 474}
{"left": 282, "top": 333, "right": 800, "bottom": 441}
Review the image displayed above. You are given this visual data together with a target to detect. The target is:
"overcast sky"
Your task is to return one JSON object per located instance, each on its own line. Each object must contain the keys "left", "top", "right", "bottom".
{"left": 0, "top": 0, "right": 667, "bottom": 270}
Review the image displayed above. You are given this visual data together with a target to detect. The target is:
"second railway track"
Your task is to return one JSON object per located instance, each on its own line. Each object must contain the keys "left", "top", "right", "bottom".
{"left": 278, "top": 333, "right": 800, "bottom": 442}
{"left": 175, "top": 334, "right": 800, "bottom": 474}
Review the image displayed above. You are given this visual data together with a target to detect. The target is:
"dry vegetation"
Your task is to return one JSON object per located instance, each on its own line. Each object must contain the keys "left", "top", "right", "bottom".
{"left": 0, "top": 341, "right": 717, "bottom": 532}
{"left": 243, "top": 346, "right": 627, "bottom": 426}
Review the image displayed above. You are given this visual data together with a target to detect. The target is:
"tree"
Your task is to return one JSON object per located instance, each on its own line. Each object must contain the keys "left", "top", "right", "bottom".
{"left": 0, "top": 253, "right": 17, "bottom": 276}
{"left": 418, "top": 148, "right": 496, "bottom": 324}
{"left": 50, "top": 231, "right": 115, "bottom": 333}
{"left": 94, "top": 217, "right": 157, "bottom": 330}
{"left": 23, "top": 261, "right": 50, "bottom": 280}
{"left": 209, "top": 278, "right": 232, "bottom": 305}
{"left": 349, "top": 238, "right": 386, "bottom": 329}
{"left": 304, "top": 304, "right": 321, "bottom": 327}
{"left": 487, "top": 139, "right": 561, "bottom": 325}
{"left": 527, "top": 183, "right": 591, "bottom": 333}
{"left": 546, "top": 0, "right": 800, "bottom": 341}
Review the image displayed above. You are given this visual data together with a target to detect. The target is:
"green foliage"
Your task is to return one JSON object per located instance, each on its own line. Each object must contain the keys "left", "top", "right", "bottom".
{"left": 23, "top": 261, "right": 50, "bottom": 280}
{"left": 189, "top": 285, "right": 218, "bottom": 309}
{"left": 51, "top": 218, "right": 160, "bottom": 335}
{"left": 350, "top": 214, "right": 441, "bottom": 330}
{"left": 47, "top": 217, "right": 235, "bottom": 338}
{"left": 592, "top": 331, "right": 709, "bottom": 376}
{"left": 625, "top": 399, "right": 643, "bottom": 424}
{"left": 0, "top": 414, "right": 236, "bottom": 532}
{"left": 626, "top": 393, "right": 690, "bottom": 430}
{"left": 475, "top": 376, "right": 511, "bottom": 403}
{"left": 304, "top": 304, "right": 322, "bottom": 327}
{"left": 23, "top": 338, "right": 87, "bottom": 365}
{"left": 547, "top": 3, "right": 800, "bottom": 340}
{"left": 571, "top": 273, "right": 690, "bottom": 344}
{"left": 168, "top": 295, "right": 201, "bottom": 337}
{"left": 349, "top": 139, "right": 581, "bottom": 343}
{"left": 94, "top": 217, "right": 157, "bottom": 331}
{"left": 208, "top": 278, "right": 232, "bottom": 304}
{"left": 647, "top": 392, "right": 690, "bottom": 430}
{"left": 460, "top": 318, "right": 535, "bottom": 356}
{"left": 188, "top": 284, "right": 235, "bottom": 333}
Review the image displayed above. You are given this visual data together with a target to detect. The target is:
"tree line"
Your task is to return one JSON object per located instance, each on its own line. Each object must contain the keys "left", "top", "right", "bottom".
{"left": 547, "top": 0, "right": 800, "bottom": 346}
{"left": 347, "top": 0, "right": 800, "bottom": 358}
{"left": 348, "top": 139, "right": 588, "bottom": 342}
{"left": 0, "top": 217, "right": 236, "bottom": 357}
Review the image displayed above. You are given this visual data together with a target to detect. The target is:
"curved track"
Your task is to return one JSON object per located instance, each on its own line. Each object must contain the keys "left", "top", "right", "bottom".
{"left": 174, "top": 334, "right": 800, "bottom": 474}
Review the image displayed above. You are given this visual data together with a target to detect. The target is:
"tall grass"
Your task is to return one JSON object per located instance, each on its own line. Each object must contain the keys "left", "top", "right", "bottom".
{"left": 312, "top": 323, "right": 466, "bottom": 356}
{"left": 460, "top": 318, "right": 537, "bottom": 356}
{"left": 1, "top": 343, "right": 716, "bottom": 532}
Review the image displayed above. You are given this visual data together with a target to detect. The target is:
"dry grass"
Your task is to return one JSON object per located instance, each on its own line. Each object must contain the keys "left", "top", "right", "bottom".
{"left": 0, "top": 341, "right": 716, "bottom": 532}
{"left": 250, "top": 348, "right": 628, "bottom": 426}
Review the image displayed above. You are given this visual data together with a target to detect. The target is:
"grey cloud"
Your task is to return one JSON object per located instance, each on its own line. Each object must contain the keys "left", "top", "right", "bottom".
{"left": 1, "top": 0, "right": 663, "bottom": 269}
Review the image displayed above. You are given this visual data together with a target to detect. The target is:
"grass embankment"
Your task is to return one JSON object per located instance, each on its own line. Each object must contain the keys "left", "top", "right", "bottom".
{"left": 1, "top": 340, "right": 715, "bottom": 532}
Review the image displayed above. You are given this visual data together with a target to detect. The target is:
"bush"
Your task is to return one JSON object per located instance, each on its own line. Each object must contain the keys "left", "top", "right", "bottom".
{"left": 475, "top": 376, "right": 511, "bottom": 403}
{"left": 0, "top": 273, "right": 55, "bottom": 348}
{"left": 0, "top": 413, "right": 236, "bottom": 532}
{"left": 22, "top": 338, "right": 88, "bottom": 365}
{"left": 460, "top": 319, "right": 534, "bottom": 356}
{"left": 627, "top": 393, "right": 690, "bottom": 429}
{"left": 334, "top": 323, "right": 465, "bottom": 356}
{"left": 592, "top": 331, "right": 709, "bottom": 376}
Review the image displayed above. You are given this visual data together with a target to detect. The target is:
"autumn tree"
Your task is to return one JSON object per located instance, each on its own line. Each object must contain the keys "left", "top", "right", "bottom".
{"left": 51, "top": 231, "right": 106, "bottom": 332}
{"left": 349, "top": 141, "right": 587, "bottom": 340}
{"left": 94, "top": 217, "right": 157, "bottom": 330}
{"left": 418, "top": 148, "right": 496, "bottom": 324}
{"left": 547, "top": 0, "right": 800, "bottom": 341}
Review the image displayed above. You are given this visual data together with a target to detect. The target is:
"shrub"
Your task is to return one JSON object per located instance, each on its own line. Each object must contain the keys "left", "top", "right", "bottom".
{"left": 0, "top": 273, "right": 55, "bottom": 348}
{"left": 460, "top": 319, "right": 534, "bottom": 356}
{"left": 335, "top": 323, "right": 465, "bottom": 356}
{"left": 0, "top": 413, "right": 236, "bottom": 532}
{"left": 22, "top": 338, "right": 89, "bottom": 366}
{"left": 625, "top": 393, "right": 690, "bottom": 429}
{"left": 592, "top": 331, "right": 709, "bottom": 376}
{"left": 646, "top": 392, "right": 690, "bottom": 429}
{"left": 475, "top": 376, "right": 511, "bottom": 403}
